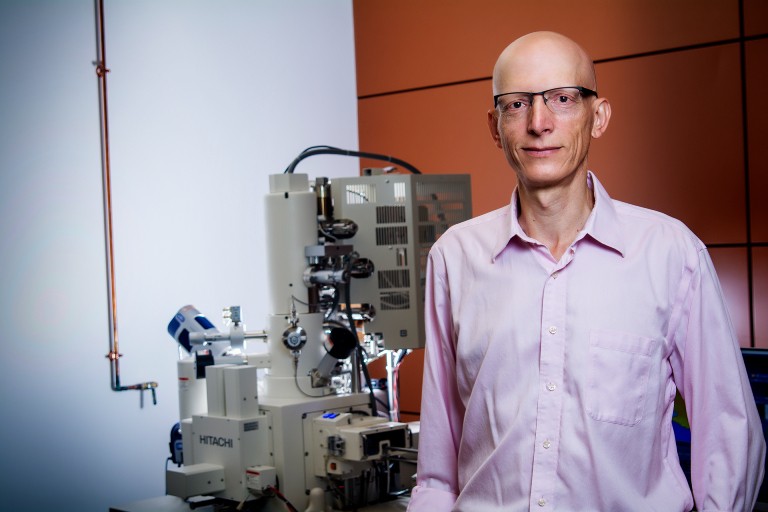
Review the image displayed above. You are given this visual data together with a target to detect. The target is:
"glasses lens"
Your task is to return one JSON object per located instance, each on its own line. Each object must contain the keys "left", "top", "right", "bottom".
{"left": 543, "top": 88, "right": 583, "bottom": 113}
{"left": 498, "top": 93, "right": 531, "bottom": 114}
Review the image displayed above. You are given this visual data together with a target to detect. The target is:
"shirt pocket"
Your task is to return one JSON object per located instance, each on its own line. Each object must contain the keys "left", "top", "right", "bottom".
{"left": 586, "top": 330, "right": 657, "bottom": 426}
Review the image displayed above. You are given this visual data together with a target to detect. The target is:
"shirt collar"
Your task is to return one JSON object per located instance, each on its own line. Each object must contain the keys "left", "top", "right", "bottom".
{"left": 491, "top": 171, "right": 626, "bottom": 261}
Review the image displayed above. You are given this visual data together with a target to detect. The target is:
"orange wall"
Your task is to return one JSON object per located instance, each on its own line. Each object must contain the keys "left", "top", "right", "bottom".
{"left": 354, "top": 0, "right": 768, "bottom": 417}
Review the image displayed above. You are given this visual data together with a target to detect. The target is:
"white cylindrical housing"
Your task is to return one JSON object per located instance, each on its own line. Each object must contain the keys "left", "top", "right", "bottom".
{"left": 177, "top": 358, "right": 207, "bottom": 420}
{"left": 264, "top": 174, "right": 317, "bottom": 315}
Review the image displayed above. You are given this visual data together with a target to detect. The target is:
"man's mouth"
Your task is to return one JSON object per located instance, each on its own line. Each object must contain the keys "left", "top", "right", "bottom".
{"left": 523, "top": 146, "right": 560, "bottom": 157}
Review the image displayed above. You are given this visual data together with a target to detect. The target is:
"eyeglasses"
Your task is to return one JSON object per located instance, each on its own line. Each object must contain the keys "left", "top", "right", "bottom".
{"left": 493, "top": 86, "right": 597, "bottom": 116}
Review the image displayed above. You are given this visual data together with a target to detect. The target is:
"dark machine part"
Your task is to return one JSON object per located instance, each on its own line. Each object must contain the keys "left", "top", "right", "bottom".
{"left": 319, "top": 218, "right": 358, "bottom": 240}
{"left": 349, "top": 257, "right": 374, "bottom": 279}
{"left": 327, "top": 327, "right": 358, "bottom": 359}
{"left": 169, "top": 422, "right": 183, "bottom": 465}
{"left": 312, "top": 327, "right": 359, "bottom": 386}
{"left": 194, "top": 351, "right": 215, "bottom": 379}
{"left": 316, "top": 177, "right": 333, "bottom": 220}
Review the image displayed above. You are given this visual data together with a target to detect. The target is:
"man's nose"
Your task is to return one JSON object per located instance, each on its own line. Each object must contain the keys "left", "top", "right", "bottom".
{"left": 527, "top": 95, "right": 553, "bottom": 135}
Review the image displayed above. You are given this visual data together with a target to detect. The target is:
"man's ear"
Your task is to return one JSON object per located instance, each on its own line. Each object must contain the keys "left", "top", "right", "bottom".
{"left": 488, "top": 109, "right": 503, "bottom": 148}
{"left": 591, "top": 98, "right": 611, "bottom": 139}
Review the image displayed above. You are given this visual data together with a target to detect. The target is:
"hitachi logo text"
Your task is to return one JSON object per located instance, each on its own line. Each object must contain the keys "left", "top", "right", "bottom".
{"left": 199, "top": 435, "right": 234, "bottom": 448}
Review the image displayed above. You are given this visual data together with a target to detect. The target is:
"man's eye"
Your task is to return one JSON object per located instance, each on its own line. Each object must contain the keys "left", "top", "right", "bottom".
{"left": 556, "top": 95, "right": 572, "bottom": 103}
{"left": 511, "top": 101, "right": 525, "bottom": 109}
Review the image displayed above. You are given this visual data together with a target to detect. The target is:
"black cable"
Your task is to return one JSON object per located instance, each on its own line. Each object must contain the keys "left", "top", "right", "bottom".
{"left": 358, "top": 344, "right": 378, "bottom": 416}
{"left": 323, "top": 286, "right": 341, "bottom": 321}
{"left": 374, "top": 395, "right": 390, "bottom": 412}
{"left": 343, "top": 265, "right": 378, "bottom": 416}
{"left": 395, "top": 348, "right": 408, "bottom": 365}
{"left": 284, "top": 146, "right": 422, "bottom": 175}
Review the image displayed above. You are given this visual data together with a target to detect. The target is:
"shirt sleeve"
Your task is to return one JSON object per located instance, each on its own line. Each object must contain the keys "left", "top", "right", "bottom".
{"left": 669, "top": 247, "right": 766, "bottom": 512}
{"left": 406, "top": 247, "right": 464, "bottom": 512}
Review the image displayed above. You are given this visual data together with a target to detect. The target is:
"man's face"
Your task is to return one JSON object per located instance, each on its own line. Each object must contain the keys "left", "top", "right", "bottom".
{"left": 487, "top": 39, "right": 602, "bottom": 190}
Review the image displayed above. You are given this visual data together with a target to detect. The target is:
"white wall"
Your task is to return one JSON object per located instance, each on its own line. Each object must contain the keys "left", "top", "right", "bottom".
{"left": 0, "top": 1, "right": 359, "bottom": 510}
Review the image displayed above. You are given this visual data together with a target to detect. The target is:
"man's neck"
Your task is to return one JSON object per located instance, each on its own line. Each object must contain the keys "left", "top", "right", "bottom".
{"left": 516, "top": 173, "right": 594, "bottom": 261}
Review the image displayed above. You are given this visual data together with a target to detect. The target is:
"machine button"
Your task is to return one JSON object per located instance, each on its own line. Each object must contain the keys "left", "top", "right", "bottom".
{"left": 548, "top": 326, "right": 557, "bottom": 335}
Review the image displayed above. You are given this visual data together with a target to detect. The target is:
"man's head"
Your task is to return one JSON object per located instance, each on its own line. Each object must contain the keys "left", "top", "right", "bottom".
{"left": 487, "top": 31, "right": 611, "bottom": 190}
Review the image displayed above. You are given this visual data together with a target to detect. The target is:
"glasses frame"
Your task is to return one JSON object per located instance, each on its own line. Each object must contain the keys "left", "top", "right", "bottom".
{"left": 493, "top": 86, "right": 598, "bottom": 110}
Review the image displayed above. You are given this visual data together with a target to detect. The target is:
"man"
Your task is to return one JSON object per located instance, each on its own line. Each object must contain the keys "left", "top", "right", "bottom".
{"left": 407, "top": 31, "right": 765, "bottom": 511}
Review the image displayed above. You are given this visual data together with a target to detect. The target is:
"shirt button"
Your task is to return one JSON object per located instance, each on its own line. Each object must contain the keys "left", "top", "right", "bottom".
{"left": 547, "top": 382, "right": 556, "bottom": 391}
{"left": 548, "top": 326, "right": 557, "bottom": 335}
{"left": 538, "top": 498, "right": 547, "bottom": 507}
{"left": 543, "top": 440, "right": 552, "bottom": 449}
{"left": 551, "top": 272, "right": 559, "bottom": 279}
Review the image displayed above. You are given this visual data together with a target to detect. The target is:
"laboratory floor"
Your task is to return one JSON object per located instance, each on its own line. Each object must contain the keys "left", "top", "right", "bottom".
{"left": 110, "top": 494, "right": 410, "bottom": 512}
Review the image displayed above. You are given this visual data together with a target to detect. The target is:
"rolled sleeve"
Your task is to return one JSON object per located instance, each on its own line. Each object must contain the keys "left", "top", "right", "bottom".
{"left": 407, "top": 485, "right": 458, "bottom": 512}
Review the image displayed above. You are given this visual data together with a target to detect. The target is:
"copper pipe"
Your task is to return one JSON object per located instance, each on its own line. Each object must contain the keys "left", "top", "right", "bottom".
{"left": 96, "top": 0, "right": 158, "bottom": 406}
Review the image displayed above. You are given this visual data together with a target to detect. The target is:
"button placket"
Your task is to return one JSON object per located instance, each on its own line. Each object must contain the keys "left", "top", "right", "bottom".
{"left": 530, "top": 264, "right": 568, "bottom": 511}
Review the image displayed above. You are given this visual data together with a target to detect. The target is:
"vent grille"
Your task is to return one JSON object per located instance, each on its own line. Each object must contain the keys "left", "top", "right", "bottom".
{"left": 344, "top": 183, "right": 375, "bottom": 205}
{"left": 380, "top": 291, "right": 410, "bottom": 310}
{"left": 394, "top": 182, "right": 406, "bottom": 203}
{"left": 419, "top": 225, "right": 437, "bottom": 244}
{"left": 376, "top": 205, "right": 406, "bottom": 224}
{"left": 416, "top": 181, "right": 467, "bottom": 202}
{"left": 376, "top": 226, "right": 408, "bottom": 245}
{"left": 378, "top": 269, "right": 410, "bottom": 289}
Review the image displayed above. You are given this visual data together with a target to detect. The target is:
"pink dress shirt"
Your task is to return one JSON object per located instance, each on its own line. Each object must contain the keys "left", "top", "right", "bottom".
{"left": 407, "top": 173, "right": 765, "bottom": 512}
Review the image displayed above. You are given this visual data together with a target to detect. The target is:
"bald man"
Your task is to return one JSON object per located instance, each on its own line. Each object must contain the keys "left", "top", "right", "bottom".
{"left": 408, "top": 32, "right": 765, "bottom": 511}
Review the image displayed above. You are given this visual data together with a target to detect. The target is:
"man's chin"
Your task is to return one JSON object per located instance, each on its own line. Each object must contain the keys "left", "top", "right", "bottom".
{"left": 515, "top": 166, "right": 583, "bottom": 189}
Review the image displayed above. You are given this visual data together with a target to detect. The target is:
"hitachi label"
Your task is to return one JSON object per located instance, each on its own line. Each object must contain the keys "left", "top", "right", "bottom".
{"left": 199, "top": 435, "right": 234, "bottom": 448}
